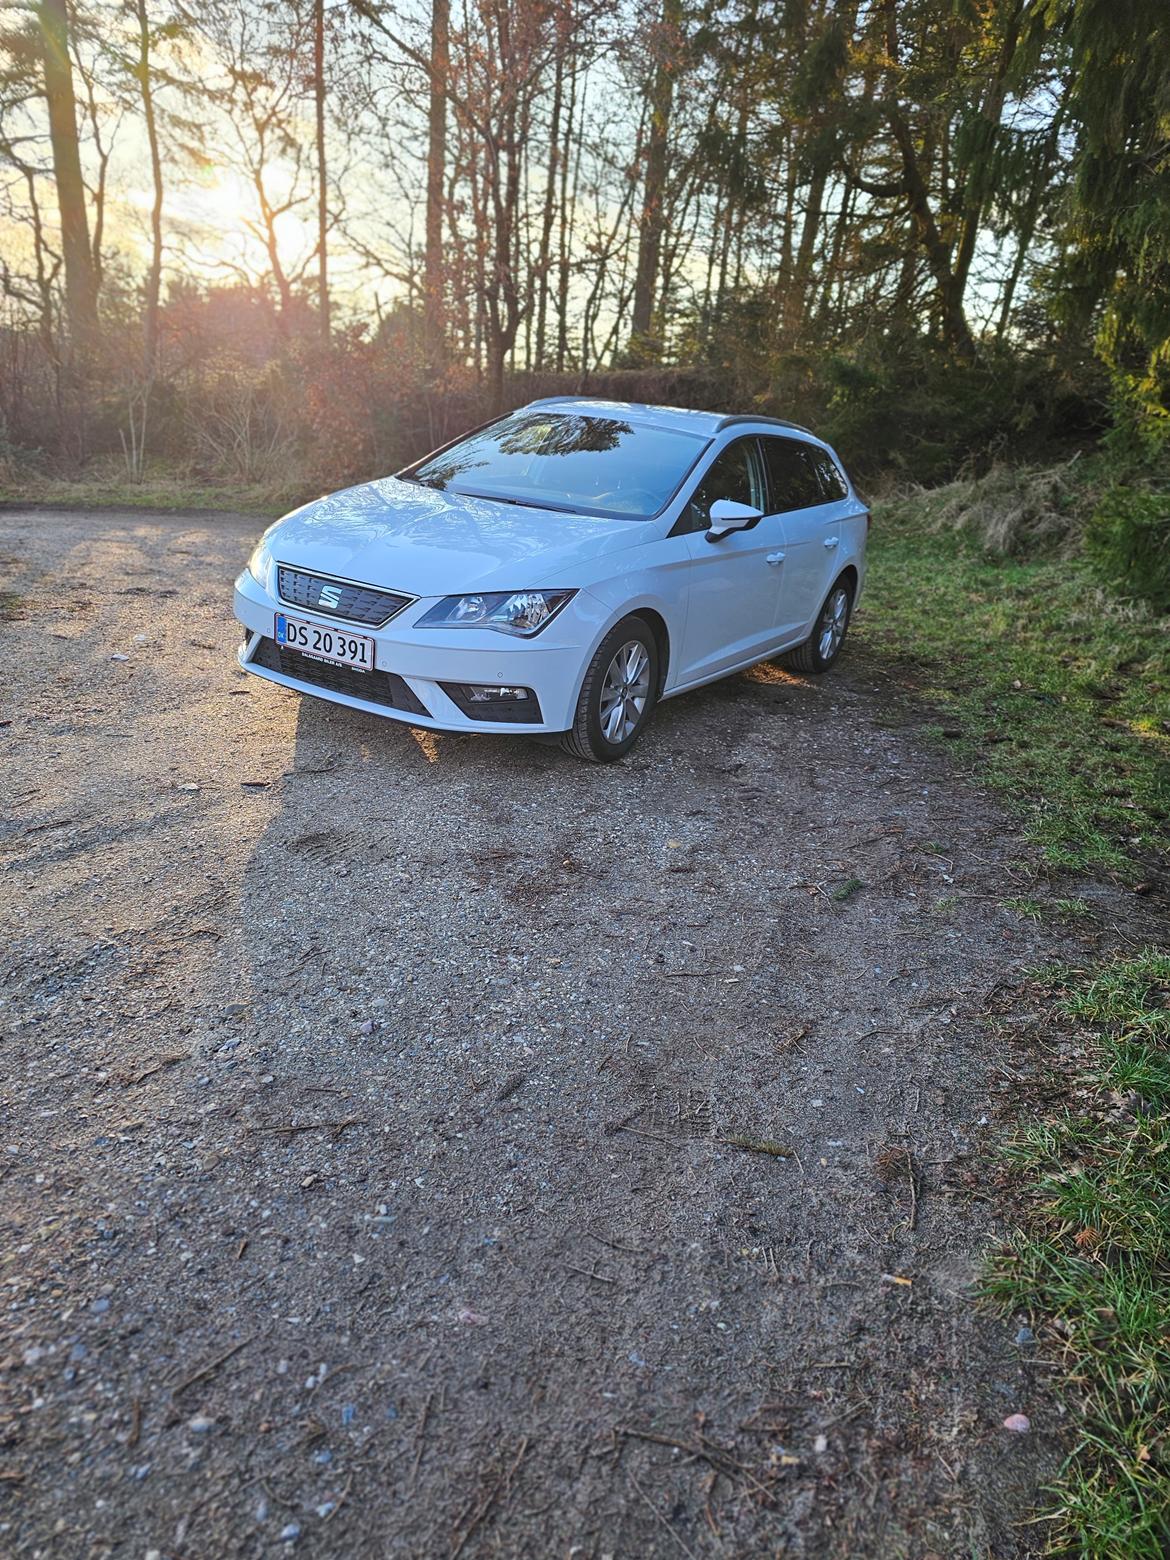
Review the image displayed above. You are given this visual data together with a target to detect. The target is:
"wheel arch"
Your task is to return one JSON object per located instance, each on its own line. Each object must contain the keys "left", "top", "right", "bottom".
{"left": 630, "top": 606, "right": 670, "bottom": 697}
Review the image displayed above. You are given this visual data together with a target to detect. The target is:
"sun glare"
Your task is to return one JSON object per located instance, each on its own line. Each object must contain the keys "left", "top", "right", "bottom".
{"left": 165, "top": 167, "right": 314, "bottom": 278}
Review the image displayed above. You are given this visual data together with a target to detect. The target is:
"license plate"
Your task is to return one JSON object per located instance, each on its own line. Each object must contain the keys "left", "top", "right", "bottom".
{"left": 275, "top": 613, "right": 374, "bottom": 671}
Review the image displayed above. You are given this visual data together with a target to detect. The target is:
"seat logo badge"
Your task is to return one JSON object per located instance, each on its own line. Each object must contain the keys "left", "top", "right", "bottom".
{"left": 318, "top": 584, "right": 342, "bottom": 608}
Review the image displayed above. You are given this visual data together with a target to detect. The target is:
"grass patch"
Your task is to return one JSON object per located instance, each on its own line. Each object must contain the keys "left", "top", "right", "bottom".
{"left": 1004, "top": 896, "right": 1094, "bottom": 922}
{"left": 831, "top": 876, "right": 865, "bottom": 903}
{"left": 0, "top": 464, "right": 296, "bottom": 517}
{"left": 857, "top": 504, "right": 1170, "bottom": 876}
{"left": 0, "top": 590, "right": 21, "bottom": 622}
{"left": 983, "top": 951, "right": 1170, "bottom": 1557}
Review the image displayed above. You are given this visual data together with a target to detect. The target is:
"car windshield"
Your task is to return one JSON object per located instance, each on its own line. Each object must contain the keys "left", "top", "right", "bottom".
{"left": 402, "top": 411, "right": 708, "bottom": 519}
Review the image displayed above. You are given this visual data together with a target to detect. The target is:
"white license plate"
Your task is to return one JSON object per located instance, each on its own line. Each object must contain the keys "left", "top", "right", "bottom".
{"left": 275, "top": 613, "right": 374, "bottom": 671}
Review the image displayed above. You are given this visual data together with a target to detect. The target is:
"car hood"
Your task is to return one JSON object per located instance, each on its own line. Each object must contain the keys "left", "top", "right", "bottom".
{"left": 264, "top": 476, "right": 651, "bottom": 596}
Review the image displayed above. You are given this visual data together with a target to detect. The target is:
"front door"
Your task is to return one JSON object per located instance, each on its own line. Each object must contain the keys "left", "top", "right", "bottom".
{"left": 676, "top": 438, "right": 786, "bottom": 683}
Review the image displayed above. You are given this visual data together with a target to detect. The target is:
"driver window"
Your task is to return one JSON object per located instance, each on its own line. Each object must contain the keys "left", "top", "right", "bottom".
{"left": 679, "top": 438, "right": 767, "bottom": 534}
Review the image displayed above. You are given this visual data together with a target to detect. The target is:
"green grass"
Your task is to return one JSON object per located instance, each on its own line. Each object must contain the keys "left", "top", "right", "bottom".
{"left": 1004, "top": 896, "right": 1094, "bottom": 922}
{"left": 983, "top": 951, "right": 1170, "bottom": 1557}
{"left": 857, "top": 512, "right": 1170, "bottom": 876}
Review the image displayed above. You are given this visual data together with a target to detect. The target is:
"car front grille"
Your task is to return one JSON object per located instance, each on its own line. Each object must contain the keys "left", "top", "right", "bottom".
{"left": 276, "top": 566, "right": 412, "bottom": 627}
{"left": 250, "top": 636, "right": 430, "bottom": 717}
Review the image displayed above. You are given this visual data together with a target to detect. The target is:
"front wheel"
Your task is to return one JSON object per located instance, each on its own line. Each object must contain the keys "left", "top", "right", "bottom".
{"left": 783, "top": 577, "right": 853, "bottom": 674}
{"left": 560, "top": 615, "right": 659, "bottom": 762}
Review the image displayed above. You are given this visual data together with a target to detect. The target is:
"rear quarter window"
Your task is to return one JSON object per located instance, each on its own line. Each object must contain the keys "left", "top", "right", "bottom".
{"left": 812, "top": 451, "right": 849, "bottom": 501}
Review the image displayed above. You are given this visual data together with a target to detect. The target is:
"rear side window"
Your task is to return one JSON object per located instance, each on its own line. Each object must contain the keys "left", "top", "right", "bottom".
{"left": 761, "top": 438, "right": 824, "bottom": 513}
{"left": 678, "top": 438, "right": 768, "bottom": 534}
{"left": 811, "top": 450, "right": 849, "bottom": 501}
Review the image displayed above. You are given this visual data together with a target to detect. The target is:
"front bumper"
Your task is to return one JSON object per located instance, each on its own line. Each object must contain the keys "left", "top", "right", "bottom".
{"left": 233, "top": 572, "right": 604, "bottom": 734}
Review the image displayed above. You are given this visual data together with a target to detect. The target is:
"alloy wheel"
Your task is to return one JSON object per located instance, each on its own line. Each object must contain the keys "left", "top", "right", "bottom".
{"left": 598, "top": 640, "right": 651, "bottom": 744}
{"left": 818, "top": 587, "right": 850, "bottom": 662}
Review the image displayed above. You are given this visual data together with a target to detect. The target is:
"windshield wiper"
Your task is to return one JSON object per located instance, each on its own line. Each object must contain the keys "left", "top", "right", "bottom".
{"left": 454, "top": 488, "right": 577, "bottom": 513}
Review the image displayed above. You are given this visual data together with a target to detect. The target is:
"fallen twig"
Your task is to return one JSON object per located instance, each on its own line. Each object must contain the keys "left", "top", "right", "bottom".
{"left": 450, "top": 1436, "right": 529, "bottom": 1558}
{"left": 247, "top": 1117, "right": 364, "bottom": 1135}
{"left": 627, "top": 1469, "right": 701, "bottom": 1560}
{"left": 169, "top": 1334, "right": 253, "bottom": 1399}
{"left": 719, "top": 1135, "right": 792, "bottom": 1158}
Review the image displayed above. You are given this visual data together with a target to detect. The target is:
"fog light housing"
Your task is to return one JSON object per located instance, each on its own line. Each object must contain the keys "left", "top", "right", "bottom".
{"left": 440, "top": 682, "right": 542, "bottom": 724}
{"left": 466, "top": 685, "right": 530, "bottom": 702}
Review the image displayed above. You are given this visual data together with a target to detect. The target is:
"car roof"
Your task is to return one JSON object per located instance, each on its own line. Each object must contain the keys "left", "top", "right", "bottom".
{"left": 521, "top": 397, "right": 816, "bottom": 441}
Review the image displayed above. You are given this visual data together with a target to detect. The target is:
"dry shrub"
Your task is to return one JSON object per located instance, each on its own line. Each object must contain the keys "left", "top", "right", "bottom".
{"left": 884, "top": 458, "right": 1091, "bottom": 555}
{"left": 188, "top": 354, "right": 296, "bottom": 484}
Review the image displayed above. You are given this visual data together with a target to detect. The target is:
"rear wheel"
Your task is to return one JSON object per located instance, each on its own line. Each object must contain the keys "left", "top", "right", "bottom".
{"left": 561, "top": 615, "right": 659, "bottom": 762}
{"left": 783, "top": 577, "right": 853, "bottom": 674}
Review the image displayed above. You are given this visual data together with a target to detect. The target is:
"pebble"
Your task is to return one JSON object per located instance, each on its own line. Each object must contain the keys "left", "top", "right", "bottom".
{"left": 1015, "top": 1326, "right": 1035, "bottom": 1345}
{"left": 279, "top": 1522, "right": 301, "bottom": 1542}
{"left": 89, "top": 1297, "right": 110, "bottom": 1316}
{"left": 188, "top": 1415, "right": 215, "bottom": 1434}
{"left": 1003, "top": 1413, "right": 1031, "bottom": 1432}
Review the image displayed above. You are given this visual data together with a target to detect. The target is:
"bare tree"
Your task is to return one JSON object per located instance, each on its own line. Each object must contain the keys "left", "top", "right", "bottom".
{"left": 37, "top": 0, "right": 98, "bottom": 349}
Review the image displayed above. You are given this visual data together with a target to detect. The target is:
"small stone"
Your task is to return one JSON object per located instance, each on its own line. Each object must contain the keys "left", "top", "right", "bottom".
{"left": 90, "top": 1297, "right": 110, "bottom": 1316}
{"left": 1003, "top": 1413, "right": 1031, "bottom": 1433}
{"left": 1015, "top": 1326, "right": 1035, "bottom": 1346}
{"left": 813, "top": 1434, "right": 828, "bottom": 1453}
{"left": 188, "top": 1415, "right": 215, "bottom": 1434}
{"left": 279, "top": 1522, "right": 301, "bottom": 1542}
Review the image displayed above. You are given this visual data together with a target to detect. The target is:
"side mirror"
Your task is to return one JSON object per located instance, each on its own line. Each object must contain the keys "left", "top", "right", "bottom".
{"left": 706, "top": 498, "right": 763, "bottom": 542}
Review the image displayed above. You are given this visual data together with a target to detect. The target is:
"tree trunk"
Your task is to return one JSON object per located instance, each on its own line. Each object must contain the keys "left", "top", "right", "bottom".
{"left": 424, "top": 0, "right": 449, "bottom": 367}
{"left": 134, "top": 0, "right": 164, "bottom": 377}
{"left": 952, "top": 0, "right": 1021, "bottom": 308}
{"left": 314, "top": 0, "right": 329, "bottom": 342}
{"left": 38, "top": 0, "right": 98, "bottom": 350}
{"left": 534, "top": 44, "right": 564, "bottom": 370}
{"left": 881, "top": 0, "right": 975, "bottom": 358}
{"left": 629, "top": 0, "right": 682, "bottom": 357}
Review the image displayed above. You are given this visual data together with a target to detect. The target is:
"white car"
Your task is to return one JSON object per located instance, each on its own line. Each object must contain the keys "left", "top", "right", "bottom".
{"left": 234, "top": 398, "right": 868, "bottom": 761}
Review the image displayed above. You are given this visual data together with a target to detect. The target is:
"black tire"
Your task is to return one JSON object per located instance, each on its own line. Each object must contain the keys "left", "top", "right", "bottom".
{"left": 561, "top": 614, "right": 660, "bottom": 762}
{"left": 783, "top": 576, "right": 854, "bottom": 674}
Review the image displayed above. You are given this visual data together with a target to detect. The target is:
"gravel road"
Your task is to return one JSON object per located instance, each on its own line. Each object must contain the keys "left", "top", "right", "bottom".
{"left": 0, "top": 507, "right": 1140, "bottom": 1557}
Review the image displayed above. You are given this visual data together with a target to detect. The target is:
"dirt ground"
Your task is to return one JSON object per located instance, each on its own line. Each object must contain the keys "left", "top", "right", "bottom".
{"left": 0, "top": 507, "right": 1152, "bottom": 1558}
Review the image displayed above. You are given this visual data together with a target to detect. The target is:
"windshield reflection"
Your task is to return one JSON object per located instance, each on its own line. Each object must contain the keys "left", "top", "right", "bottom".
{"left": 406, "top": 411, "right": 706, "bottom": 520}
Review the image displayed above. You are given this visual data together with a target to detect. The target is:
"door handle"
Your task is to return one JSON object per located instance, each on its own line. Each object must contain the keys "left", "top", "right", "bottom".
{"left": 766, "top": 551, "right": 785, "bottom": 565}
{"left": 823, "top": 536, "right": 839, "bottom": 549}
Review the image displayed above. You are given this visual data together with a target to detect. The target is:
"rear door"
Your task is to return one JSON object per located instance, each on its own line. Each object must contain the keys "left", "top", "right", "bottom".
{"left": 760, "top": 437, "right": 839, "bottom": 640}
{"left": 676, "top": 438, "right": 786, "bottom": 682}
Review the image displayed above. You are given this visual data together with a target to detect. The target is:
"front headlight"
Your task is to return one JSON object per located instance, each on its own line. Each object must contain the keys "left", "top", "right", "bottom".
{"left": 247, "top": 538, "right": 273, "bottom": 589}
{"left": 416, "top": 589, "right": 576, "bottom": 637}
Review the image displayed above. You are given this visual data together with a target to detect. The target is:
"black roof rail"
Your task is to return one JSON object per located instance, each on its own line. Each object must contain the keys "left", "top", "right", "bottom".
{"left": 714, "top": 414, "right": 815, "bottom": 435}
